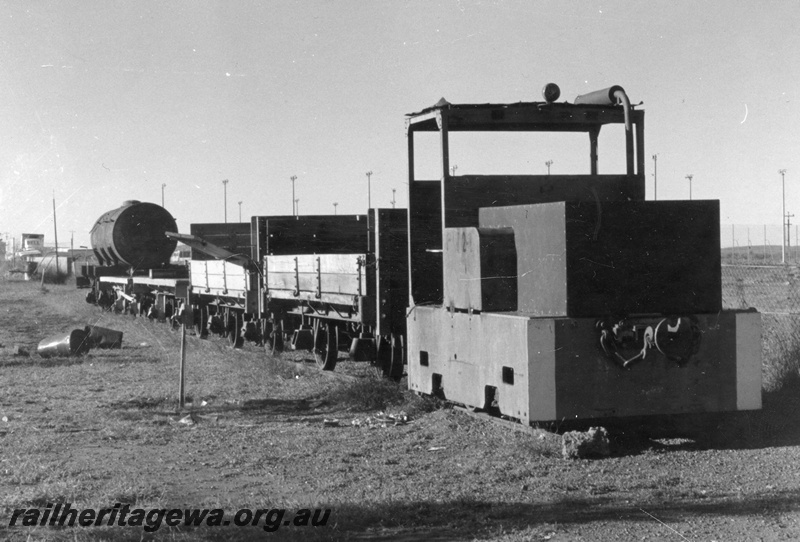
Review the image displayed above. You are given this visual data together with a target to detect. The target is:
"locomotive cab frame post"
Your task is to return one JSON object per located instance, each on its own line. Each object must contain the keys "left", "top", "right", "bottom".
{"left": 405, "top": 85, "right": 761, "bottom": 425}
{"left": 405, "top": 93, "right": 646, "bottom": 309}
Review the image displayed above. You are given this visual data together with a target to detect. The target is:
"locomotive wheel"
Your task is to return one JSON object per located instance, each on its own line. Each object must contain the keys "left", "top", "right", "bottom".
{"left": 313, "top": 321, "right": 338, "bottom": 371}
{"left": 377, "top": 335, "right": 392, "bottom": 375}
{"left": 389, "top": 333, "right": 405, "bottom": 380}
{"left": 376, "top": 334, "right": 404, "bottom": 380}
{"left": 227, "top": 311, "right": 244, "bottom": 348}
{"left": 194, "top": 306, "right": 208, "bottom": 338}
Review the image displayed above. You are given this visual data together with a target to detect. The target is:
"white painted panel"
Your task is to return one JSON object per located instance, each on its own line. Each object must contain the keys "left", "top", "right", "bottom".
{"left": 736, "top": 312, "right": 762, "bottom": 410}
{"left": 526, "top": 319, "right": 557, "bottom": 421}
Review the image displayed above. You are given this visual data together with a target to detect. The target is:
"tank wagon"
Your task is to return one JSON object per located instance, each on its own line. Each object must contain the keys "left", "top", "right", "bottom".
{"left": 404, "top": 84, "right": 762, "bottom": 424}
{"left": 82, "top": 200, "right": 190, "bottom": 321}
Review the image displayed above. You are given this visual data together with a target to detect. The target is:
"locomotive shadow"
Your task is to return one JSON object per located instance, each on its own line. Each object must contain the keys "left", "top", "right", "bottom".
{"left": 664, "top": 373, "right": 800, "bottom": 451}
{"left": 557, "top": 369, "right": 800, "bottom": 454}
{"left": 328, "top": 488, "right": 800, "bottom": 539}
{"left": 724, "top": 375, "right": 800, "bottom": 449}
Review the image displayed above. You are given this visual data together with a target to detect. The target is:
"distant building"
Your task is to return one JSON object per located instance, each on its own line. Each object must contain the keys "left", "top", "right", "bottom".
{"left": 19, "top": 233, "right": 44, "bottom": 258}
{"left": 171, "top": 243, "right": 191, "bottom": 264}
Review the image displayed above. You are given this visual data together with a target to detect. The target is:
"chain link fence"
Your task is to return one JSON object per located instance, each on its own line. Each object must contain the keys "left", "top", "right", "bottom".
{"left": 721, "top": 224, "right": 800, "bottom": 265}
{"left": 722, "top": 264, "right": 800, "bottom": 390}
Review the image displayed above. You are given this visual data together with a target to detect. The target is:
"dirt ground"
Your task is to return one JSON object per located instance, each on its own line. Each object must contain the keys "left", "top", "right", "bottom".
{"left": 2, "top": 278, "right": 800, "bottom": 541}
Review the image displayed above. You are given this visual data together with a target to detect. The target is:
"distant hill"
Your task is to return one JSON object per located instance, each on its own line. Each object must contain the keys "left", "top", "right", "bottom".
{"left": 721, "top": 245, "right": 800, "bottom": 265}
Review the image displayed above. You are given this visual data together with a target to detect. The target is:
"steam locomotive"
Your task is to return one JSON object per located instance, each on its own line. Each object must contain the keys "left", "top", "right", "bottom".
{"left": 80, "top": 83, "right": 762, "bottom": 424}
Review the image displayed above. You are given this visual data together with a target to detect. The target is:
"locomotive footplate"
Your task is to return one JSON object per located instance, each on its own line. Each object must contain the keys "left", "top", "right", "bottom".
{"left": 407, "top": 306, "right": 761, "bottom": 424}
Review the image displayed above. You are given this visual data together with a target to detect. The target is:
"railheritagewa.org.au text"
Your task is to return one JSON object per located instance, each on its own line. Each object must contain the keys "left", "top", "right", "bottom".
{"left": 8, "top": 503, "right": 331, "bottom": 533}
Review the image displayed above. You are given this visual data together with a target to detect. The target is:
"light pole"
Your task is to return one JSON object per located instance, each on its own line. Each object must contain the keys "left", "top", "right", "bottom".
{"left": 222, "top": 179, "right": 229, "bottom": 222}
{"left": 52, "top": 191, "right": 59, "bottom": 275}
{"left": 780, "top": 169, "right": 787, "bottom": 263}
{"left": 391, "top": 188, "right": 396, "bottom": 209}
{"left": 290, "top": 175, "right": 297, "bottom": 216}
{"left": 161, "top": 183, "right": 166, "bottom": 207}
{"left": 238, "top": 201, "right": 242, "bottom": 223}
{"left": 333, "top": 202, "right": 338, "bottom": 215}
{"left": 685, "top": 174, "right": 693, "bottom": 200}
{"left": 545, "top": 160, "right": 553, "bottom": 175}
{"left": 366, "top": 171, "right": 373, "bottom": 211}
{"left": 652, "top": 154, "right": 658, "bottom": 201}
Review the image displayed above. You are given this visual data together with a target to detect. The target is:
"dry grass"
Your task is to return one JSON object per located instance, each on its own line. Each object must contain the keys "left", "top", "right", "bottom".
{"left": 3, "top": 277, "right": 800, "bottom": 541}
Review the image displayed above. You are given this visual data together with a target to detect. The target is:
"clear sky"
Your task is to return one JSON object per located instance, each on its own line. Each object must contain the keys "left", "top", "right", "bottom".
{"left": 1, "top": 0, "right": 799, "bottom": 249}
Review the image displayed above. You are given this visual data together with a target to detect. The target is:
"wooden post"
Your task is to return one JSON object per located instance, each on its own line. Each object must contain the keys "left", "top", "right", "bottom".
{"left": 179, "top": 323, "right": 186, "bottom": 409}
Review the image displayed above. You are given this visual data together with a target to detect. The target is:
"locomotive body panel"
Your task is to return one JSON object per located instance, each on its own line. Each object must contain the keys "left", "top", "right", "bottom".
{"left": 476, "top": 200, "right": 722, "bottom": 317}
{"left": 407, "top": 306, "right": 761, "bottom": 423}
{"left": 443, "top": 227, "right": 517, "bottom": 312}
{"left": 443, "top": 174, "right": 643, "bottom": 229}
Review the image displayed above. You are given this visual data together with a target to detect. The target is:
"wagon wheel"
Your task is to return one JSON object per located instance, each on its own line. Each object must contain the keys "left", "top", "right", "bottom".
{"left": 164, "top": 299, "right": 174, "bottom": 323}
{"left": 265, "top": 317, "right": 284, "bottom": 356}
{"left": 169, "top": 302, "right": 181, "bottom": 330}
{"left": 194, "top": 305, "right": 208, "bottom": 338}
{"left": 227, "top": 311, "right": 244, "bottom": 348}
{"left": 313, "top": 321, "right": 338, "bottom": 371}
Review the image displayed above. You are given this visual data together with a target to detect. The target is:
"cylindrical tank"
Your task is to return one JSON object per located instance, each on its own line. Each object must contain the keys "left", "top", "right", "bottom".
{"left": 90, "top": 200, "right": 178, "bottom": 269}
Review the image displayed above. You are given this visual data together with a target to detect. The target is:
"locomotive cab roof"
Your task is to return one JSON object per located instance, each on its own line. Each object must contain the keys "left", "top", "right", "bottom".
{"left": 406, "top": 85, "right": 641, "bottom": 134}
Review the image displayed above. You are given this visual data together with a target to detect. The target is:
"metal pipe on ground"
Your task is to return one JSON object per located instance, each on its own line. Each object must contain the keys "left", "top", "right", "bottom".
{"left": 84, "top": 325, "right": 124, "bottom": 349}
{"left": 37, "top": 330, "right": 91, "bottom": 358}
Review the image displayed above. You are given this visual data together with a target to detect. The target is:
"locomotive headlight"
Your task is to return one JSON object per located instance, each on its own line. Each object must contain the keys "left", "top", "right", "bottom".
{"left": 542, "top": 83, "right": 560, "bottom": 104}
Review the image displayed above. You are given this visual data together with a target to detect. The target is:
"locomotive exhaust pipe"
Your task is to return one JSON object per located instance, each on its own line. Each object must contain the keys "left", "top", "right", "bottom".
{"left": 574, "top": 85, "right": 632, "bottom": 132}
